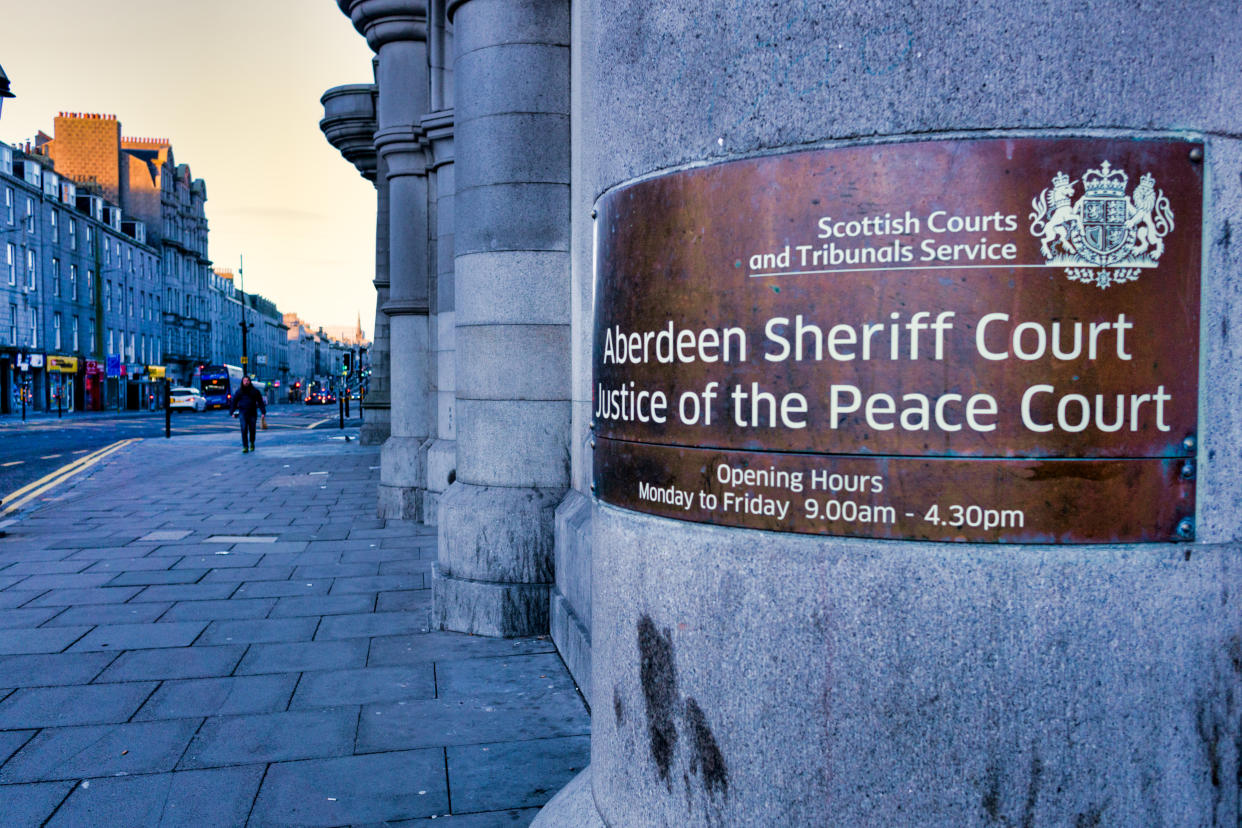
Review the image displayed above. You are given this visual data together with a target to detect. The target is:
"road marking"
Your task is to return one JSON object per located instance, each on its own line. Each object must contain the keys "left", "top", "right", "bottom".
{"left": 72, "top": 449, "right": 90, "bottom": 454}
{"left": 306, "top": 418, "right": 333, "bottom": 430}
{"left": 1, "top": 439, "right": 137, "bottom": 516}
{"left": 40, "top": 454, "right": 63, "bottom": 460}
{"left": 1, "top": 461, "right": 23, "bottom": 467}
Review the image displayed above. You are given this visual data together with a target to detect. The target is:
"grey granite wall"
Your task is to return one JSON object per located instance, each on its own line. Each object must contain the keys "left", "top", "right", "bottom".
{"left": 542, "top": 0, "right": 1242, "bottom": 824}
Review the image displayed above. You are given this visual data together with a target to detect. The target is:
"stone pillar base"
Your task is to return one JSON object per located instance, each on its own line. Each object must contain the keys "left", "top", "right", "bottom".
{"left": 379, "top": 435, "right": 426, "bottom": 520}
{"left": 421, "top": 438, "right": 456, "bottom": 527}
{"left": 376, "top": 483, "right": 423, "bottom": 521}
{"left": 552, "top": 490, "right": 592, "bottom": 703}
{"left": 531, "top": 767, "right": 604, "bottom": 828}
{"left": 431, "top": 563, "right": 550, "bottom": 638}
{"left": 359, "top": 401, "right": 391, "bottom": 446}
{"left": 434, "top": 481, "right": 562, "bottom": 636}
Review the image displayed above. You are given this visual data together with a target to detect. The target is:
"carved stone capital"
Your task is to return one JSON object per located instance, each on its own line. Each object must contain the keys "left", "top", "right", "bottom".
{"left": 320, "top": 84, "right": 379, "bottom": 181}
{"left": 340, "top": 0, "right": 428, "bottom": 51}
{"left": 421, "top": 109, "right": 454, "bottom": 170}
{"left": 374, "top": 126, "right": 428, "bottom": 177}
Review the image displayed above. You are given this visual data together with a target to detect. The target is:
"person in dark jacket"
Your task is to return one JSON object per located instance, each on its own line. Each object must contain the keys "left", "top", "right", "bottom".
{"left": 229, "top": 375, "right": 267, "bottom": 453}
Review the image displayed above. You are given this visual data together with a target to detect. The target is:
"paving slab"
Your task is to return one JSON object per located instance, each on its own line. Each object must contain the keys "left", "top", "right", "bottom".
{"left": 0, "top": 719, "right": 201, "bottom": 783}
{"left": 447, "top": 736, "right": 591, "bottom": 814}
{"left": 0, "top": 730, "right": 35, "bottom": 765}
{"left": 200, "top": 565, "right": 294, "bottom": 583}
{"left": 367, "top": 632, "right": 557, "bottom": 667}
{"left": 290, "top": 665, "right": 437, "bottom": 709}
{"left": 134, "top": 674, "right": 298, "bottom": 721}
{"left": 0, "top": 607, "right": 64, "bottom": 629}
{"left": 96, "top": 645, "right": 247, "bottom": 682}
{"left": 435, "top": 654, "right": 580, "bottom": 700}
{"left": 0, "top": 626, "right": 92, "bottom": 655}
{"left": 0, "top": 652, "right": 117, "bottom": 687}
{"left": 25, "top": 586, "right": 143, "bottom": 607}
{"left": 160, "top": 597, "right": 276, "bottom": 621}
{"left": 69, "top": 621, "right": 207, "bottom": 652}
{"left": 249, "top": 749, "right": 448, "bottom": 827}
{"left": 0, "top": 781, "right": 74, "bottom": 827}
{"left": 196, "top": 616, "right": 319, "bottom": 646}
{"left": 0, "top": 682, "right": 158, "bottom": 728}
{"left": 46, "top": 766, "right": 264, "bottom": 827}
{"left": 236, "top": 639, "right": 369, "bottom": 675}
{"left": 0, "top": 591, "right": 43, "bottom": 610}
{"left": 315, "top": 610, "right": 430, "bottom": 641}
{"left": 134, "top": 583, "right": 238, "bottom": 602}
{"left": 105, "top": 569, "right": 207, "bottom": 586}
{"left": 233, "top": 579, "right": 330, "bottom": 598}
{"left": 269, "top": 593, "right": 375, "bottom": 617}
{"left": 178, "top": 707, "right": 359, "bottom": 769}
{"left": 43, "top": 601, "right": 173, "bottom": 627}
{"left": 9, "top": 573, "right": 117, "bottom": 591}
{"left": 357, "top": 692, "right": 590, "bottom": 753}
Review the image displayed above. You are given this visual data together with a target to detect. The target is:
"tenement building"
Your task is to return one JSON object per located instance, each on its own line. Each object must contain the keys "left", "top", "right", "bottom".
{"left": 1, "top": 140, "right": 160, "bottom": 413}
{"left": 326, "top": 1, "right": 1242, "bottom": 824}
{"left": 44, "top": 113, "right": 212, "bottom": 385}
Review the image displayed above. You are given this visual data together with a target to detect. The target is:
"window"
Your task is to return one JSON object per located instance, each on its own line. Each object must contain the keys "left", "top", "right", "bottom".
{"left": 52, "top": 258, "right": 61, "bottom": 296}
{"left": 104, "top": 240, "right": 110, "bottom": 265}
{"left": 25, "top": 196, "right": 34, "bottom": 233}
{"left": 87, "top": 269, "right": 94, "bottom": 300}
{"left": 7, "top": 304, "right": 14, "bottom": 344}
{"left": 5, "top": 243, "right": 12, "bottom": 285}
{"left": 69, "top": 218, "right": 77, "bottom": 250}
{"left": 70, "top": 264, "right": 78, "bottom": 300}
{"left": 128, "top": 332, "right": 135, "bottom": 361}
{"left": 86, "top": 225, "right": 94, "bottom": 250}
{"left": 54, "top": 313, "right": 62, "bottom": 350}
{"left": 88, "top": 318, "right": 96, "bottom": 353}
{"left": 73, "top": 317, "right": 79, "bottom": 352}
{"left": 30, "top": 314, "right": 37, "bottom": 348}
{"left": 129, "top": 287, "right": 134, "bottom": 317}
{"left": 25, "top": 249, "right": 35, "bottom": 290}
{"left": 51, "top": 210, "right": 59, "bottom": 243}
{"left": 108, "top": 329, "right": 114, "bottom": 355}
{"left": 106, "top": 280, "right": 112, "bottom": 312}
{"left": 4, "top": 188, "right": 12, "bottom": 225}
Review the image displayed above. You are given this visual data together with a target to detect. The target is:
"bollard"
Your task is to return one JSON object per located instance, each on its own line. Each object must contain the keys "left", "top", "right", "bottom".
{"left": 339, "top": 394, "right": 344, "bottom": 430}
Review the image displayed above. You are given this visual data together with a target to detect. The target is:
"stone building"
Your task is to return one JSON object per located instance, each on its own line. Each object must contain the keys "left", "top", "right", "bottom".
{"left": 44, "top": 113, "right": 212, "bottom": 385}
{"left": 325, "top": 2, "right": 1242, "bottom": 825}
{"left": 1, "top": 141, "right": 159, "bottom": 414}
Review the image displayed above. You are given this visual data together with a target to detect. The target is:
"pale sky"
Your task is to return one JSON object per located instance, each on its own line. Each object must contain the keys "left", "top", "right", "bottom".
{"left": 1, "top": 0, "right": 378, "bottom": 339}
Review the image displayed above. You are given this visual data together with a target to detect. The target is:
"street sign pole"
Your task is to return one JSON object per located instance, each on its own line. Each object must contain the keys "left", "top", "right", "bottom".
{"left": 56, "top": 377, "right": 62, "bottom": 418}
{"left": 165, "top": 379, "right": 171, "bottom": 439}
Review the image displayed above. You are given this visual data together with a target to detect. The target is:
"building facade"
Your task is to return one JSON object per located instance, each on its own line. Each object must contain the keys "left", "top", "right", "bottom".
{"left": 44, "top": 113, "right": 212, "bottom": 385}
{"left": 327, "top": 1, "right": 1242, "bottom": 825}
{"left": 2, "top": 141, "right": 160, "bottom": 414}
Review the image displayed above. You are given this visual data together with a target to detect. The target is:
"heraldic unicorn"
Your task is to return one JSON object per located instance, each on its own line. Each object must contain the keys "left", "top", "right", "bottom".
{"left": 1029, "top": 160, "right": 1174, "bottom": 289}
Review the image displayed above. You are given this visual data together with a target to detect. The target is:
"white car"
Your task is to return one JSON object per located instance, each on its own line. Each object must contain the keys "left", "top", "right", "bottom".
{"left": 169, "top": 387, "right": 207, "bottom": 412}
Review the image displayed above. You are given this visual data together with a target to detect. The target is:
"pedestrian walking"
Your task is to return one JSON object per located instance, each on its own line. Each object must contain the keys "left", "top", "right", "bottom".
{"left": 229, "top": 375, "right": 267, "bottom": 453}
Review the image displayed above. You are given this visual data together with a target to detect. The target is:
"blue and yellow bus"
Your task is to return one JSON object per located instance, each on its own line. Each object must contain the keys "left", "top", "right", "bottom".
{"left": 199, "top": 364, "right": 242, "bottom": 409}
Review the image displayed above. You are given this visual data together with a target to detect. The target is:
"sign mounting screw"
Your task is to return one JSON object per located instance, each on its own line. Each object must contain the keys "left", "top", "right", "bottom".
{"left": 1175, "top": 518, "right": 1195, "bottom": 540}
{"left": 1189, "top": 146, "right": 1204, "bottom": 162}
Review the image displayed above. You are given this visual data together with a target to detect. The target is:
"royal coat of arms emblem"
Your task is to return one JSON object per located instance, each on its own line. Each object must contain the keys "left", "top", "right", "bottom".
{"left": 1029, "top": 161, "right": 1174, "bottom": 288}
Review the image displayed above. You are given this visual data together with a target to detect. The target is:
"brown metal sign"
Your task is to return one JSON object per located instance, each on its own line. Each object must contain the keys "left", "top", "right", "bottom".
{"left": 593, "top": 137, "right": 1202, "bottom": 543}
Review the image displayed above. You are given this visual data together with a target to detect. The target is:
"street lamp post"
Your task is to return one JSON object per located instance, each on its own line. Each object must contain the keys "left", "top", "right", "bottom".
{"left": 238, "top": 255, "right": 253, "bottom": 376}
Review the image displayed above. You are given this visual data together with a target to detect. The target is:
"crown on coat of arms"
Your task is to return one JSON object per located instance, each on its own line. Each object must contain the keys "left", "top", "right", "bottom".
{"left": 1081, "top": 160, "right": 1128, "bottom": 198}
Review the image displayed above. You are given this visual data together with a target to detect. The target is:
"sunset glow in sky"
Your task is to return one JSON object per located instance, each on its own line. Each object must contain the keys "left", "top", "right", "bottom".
{"left": 1, "top": 0, "right": 378, "bottom": 338}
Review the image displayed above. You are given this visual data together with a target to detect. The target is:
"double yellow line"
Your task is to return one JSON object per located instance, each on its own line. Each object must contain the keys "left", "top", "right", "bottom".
{"left": 1, "top": 439, "right": 137, "bottom": 516}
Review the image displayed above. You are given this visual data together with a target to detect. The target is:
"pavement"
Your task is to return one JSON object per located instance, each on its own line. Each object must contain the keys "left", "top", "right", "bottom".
{"left": 0, "top": 425, "right": 589, "bottom": 826}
